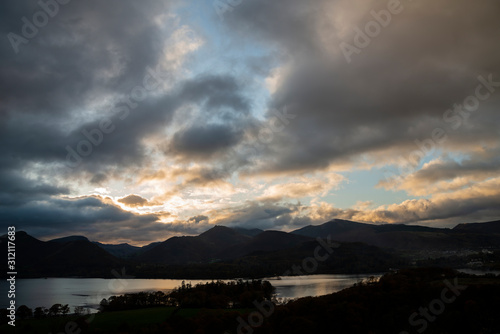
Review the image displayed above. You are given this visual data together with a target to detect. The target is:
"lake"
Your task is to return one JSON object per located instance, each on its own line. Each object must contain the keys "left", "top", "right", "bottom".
{"left": 0, "top": 274, "right": 376, "bottom": 312}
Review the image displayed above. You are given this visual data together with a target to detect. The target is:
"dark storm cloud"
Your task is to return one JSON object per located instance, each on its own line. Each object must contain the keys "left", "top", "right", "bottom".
{"left": 171, "top": 123, "right": 242, "bottom": 158}
{"left": 0, "top": 194, "right": 203, "bottom": 244}
{"left": 0, "top": 0, "right": 257, "bottom": 240}
{"left": 0, "top": 195, "right": 150, "bottom": 234}
{"left": 60, "top": 73, "right": 252, "bottom": 177}
{"left": 2, "top": 18, "right": 252, "bottom": 182}
{"left": 180, "top": 74, "right": 251, "bottom": 116}
{"left": 224, "top": 0, "right": 500, "bottom": 174}
{"left": 0, "top": 0, "right": 179, "bottom": 183}
{"left": 0, "top": 0, "right": 252, "bottom": 181}
{"left": 0, "top": 0, "right": 171, "bottom": 115}
{"left": 221, "top": 201, "right": 296, "bottom": 230}
{"left": 0, "top": 169, "right": 69, "bottom": 206}
{"left": 2, "top": 0, "right": 499, "bottom": 238}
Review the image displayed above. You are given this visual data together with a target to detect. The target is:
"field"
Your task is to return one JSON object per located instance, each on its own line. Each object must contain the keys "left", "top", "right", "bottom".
{"left": 1, "top": 307, "right": 253, "bottom": 334}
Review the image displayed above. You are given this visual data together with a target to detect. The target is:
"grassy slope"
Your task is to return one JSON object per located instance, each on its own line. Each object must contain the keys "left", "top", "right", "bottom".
{"left": 1, "top": 307, "right": 254, "bottom": 334}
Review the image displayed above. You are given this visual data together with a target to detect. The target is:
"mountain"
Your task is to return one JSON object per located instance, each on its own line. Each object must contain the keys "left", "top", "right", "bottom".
{"left": 0, "top": 231, "right": 123, "bottom": 278}
{"left": 136, "top": 226, "right": 311, "bottom": 264}
{"left": 222, "top": 230, "right": 312, "bottom": 259}
{"left": 93, "top": 242, "right": 141, "bottom": 258}
{"left": 224, "top": 239, "right": 404, "bottom": 276}
{"left": 4, "top": 219, "right": 500, "bottom": 278}
{"left": 198, "top": 225, "right": 251, "bottom": 250}
{"left": 453, "top": 220, "right": 500, "bottom": 234}
{"left": 49, "top": 236, "right": 155, "bottom": 259}
{"left": 140, "top": 241, "right": 162, "bottom": 252}
{"left": 233, "top": 227, "right": 264, "bottom": 237}
{"left": 92, "top": 240, "right": 162, "bottom": 259}
{"left": 136, "top": 226, "right": 253, "bottom": 264}
{"left": 41, "top": 240, "right": 123, "bottom": 277}
{"left": 293, "top": 219, "right": 372, "bottom": 238}
{"left": 49, "top": 235, "right": 90, "bottom": 243}
{"left": 136, "top": 235, "right": 215, "bottom": 264}
{"left": 292, "top": 219, "right": 500, "bottom": 251}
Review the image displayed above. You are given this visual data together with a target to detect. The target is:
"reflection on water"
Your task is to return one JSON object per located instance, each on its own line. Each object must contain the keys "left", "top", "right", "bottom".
{"left": 0, "top": 274, "right": 377, "bottom": 312}
{"left": 265, "top": 274, "right": 376, "bottom": 299}
{"left": 457, "top": 268, "right": 500, "bottom": 276}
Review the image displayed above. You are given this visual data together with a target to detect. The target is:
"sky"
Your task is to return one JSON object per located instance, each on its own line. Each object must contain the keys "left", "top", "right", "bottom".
{"left": 1, "top": 0, "right": 500, "bottom": 245}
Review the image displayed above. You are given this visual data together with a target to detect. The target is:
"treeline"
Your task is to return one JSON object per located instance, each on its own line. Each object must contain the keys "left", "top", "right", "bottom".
{"left": 0, "top": 303, "right": 90, "bottom": 325}
{"left": 100, "top": 268, "right": 500, "bottom": 334}
{"left": 7, "top": 269, "right": 500, "bottom": 333}
{"left": 100, "top": 279, "right": 275, "bottom": 312}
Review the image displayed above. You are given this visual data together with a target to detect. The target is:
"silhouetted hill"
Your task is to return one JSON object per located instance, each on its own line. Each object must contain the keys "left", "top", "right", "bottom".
{"left": 292, "top": 219, "right": 500, "bottom": 251}
{"left": 293, "top": 219, "right": 372, "bottom": 237}
{"left": 222, "top": 230, "right": 313, "bottom": 259}
{"left": 5, "top": 219, "right": 500, "bottom": 278}
{"left": 136, "top": 227, "right": 313, "bottom": 265}
{"left": 136, "top": 236, "right": 214, "bottom": 264}
{"left": 233, "top": 227, "right": 264, "bottom": 237}
{"left": 453, "top": 220, "right": 500, "bottom": 234}
{"left": 136, "top": 226, "right": 253, "bottom": 264}
{"left": 257, "top": 268, "right": 500, "bottom": 333}
{"left": 42, "top": 240, "right": 123, "bottom": 276}
{"left": 49, "top": 235, "right": 90, "bottom": 243}
{"left": 198, "top": 225, "right": 251, "bottom": 250}
{"left": 93, "top": 242, "right": 140, "bottom": 258}
{"left": 221, "top": 239, "right": 404, "bottom": 276}
{"left": 0, "top": 231, "right": 123, "bottom": 278}
{"left": 140, "top": 241, "right": 162, "bottom": 252}
{"left": 2, "top": 231, "right": 60, "bottom": 267}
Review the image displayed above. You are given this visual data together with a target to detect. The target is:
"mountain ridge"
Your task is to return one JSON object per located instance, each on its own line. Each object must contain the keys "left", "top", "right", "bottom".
{"left": 2, "top": 219, "right": 499, "bottom": 278}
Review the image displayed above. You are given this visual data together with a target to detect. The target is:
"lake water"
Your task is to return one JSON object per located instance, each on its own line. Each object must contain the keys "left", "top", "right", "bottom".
{"left": 0, "top": 274, "right": 375, "bottom": 312}
{"left": 457, "top": 268, "right": 500, "bottom": 276}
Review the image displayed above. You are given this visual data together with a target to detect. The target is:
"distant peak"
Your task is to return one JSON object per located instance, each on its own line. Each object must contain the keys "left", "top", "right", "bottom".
{"left": 49, "top": 235, "right": 90, "bottom": 243}
{"left": 327, "top": 219, "right": 361, "bottom": 225}
{"left": 200, "top": 225, "right": 236, "bottom": 236}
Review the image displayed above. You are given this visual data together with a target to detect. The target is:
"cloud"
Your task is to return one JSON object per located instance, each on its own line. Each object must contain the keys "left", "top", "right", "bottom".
{"left": 187, "top": 215, "right": 209, "bottom": 224}
{"left": 1, "top": 0, "right": 499, "bottom": 242}
{"left": 345, "top": 177, "right": 500, "bottom": 226}
{"left": 258, "top": 173, "right": 345, "bottom": 202}
{"left": 379, "top": 146, "right": 500, "bottom": 196}
{"left": 222, "top": 0, "right": 500, "bottom": 175}
{"left": 118, "top": 194, "right": 151, "bottom": 207}
{"left": 170, "top": 123, "right": 243, "bottom": 159}
{"left": 0, "top": 194, "right": 157, "bottom": 238}
{"left": 0, "top": 169, "right": 69, "bottom": 206}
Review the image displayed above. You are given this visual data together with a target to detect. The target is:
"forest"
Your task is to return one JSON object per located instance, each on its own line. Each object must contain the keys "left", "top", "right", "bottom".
{"left": 2, "top": 268, "right": 500, "bottom": 334}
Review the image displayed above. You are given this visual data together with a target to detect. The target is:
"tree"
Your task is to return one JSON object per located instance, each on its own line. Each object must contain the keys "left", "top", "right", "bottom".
{"left": 60, "top": 304, "right": 70, "bottom": 316}
{"left": 34, "top": 307, "right": 47, "bottom": 319}
{"left": 49, "top": 303, "right": 62, "bottom": 317}
{"left": 74, "top": 306, "right": 86, "bottom": 315}
{"left": 16, "top": 305, "right": 33, "bottom": 319}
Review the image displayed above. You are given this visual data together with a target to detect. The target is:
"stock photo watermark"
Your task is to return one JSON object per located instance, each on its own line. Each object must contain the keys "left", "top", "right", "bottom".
{"left": 232, "top": 235, "right": 339, "bottom": 334}
{"left": 340, "top": 0, "right": 408, "bottom": 64}
{"left": 64, "top": 66, "right": 169, "bottom": 168}
{"left": 202, "top": 104, "right": 297, "bottom": 190}
{"left": 49, "top": 267, "right": 133, "bottom": 334}
{"left": 383, "top": 73, "right": 500, "bottom": 183}
{"left": 213, "top": 0, "right": 244, "bottom": 21}
{"left": 399, "top": 277, "right": 467, "bottom": 334}
{"left": 5, "top": 227, "right": 16, "bottom": 327}
{"left": 7, "top": 0, "right": 72, "bottom": 54}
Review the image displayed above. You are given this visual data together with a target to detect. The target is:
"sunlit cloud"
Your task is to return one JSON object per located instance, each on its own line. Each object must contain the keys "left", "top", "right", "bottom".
{"left": 1, "top": 0, "right": 499, "bottom": 243}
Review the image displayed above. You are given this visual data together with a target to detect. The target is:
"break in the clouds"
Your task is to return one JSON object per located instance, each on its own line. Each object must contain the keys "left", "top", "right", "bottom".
{"left": 0, "top": 0, "right": 499, "bottom": 244}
